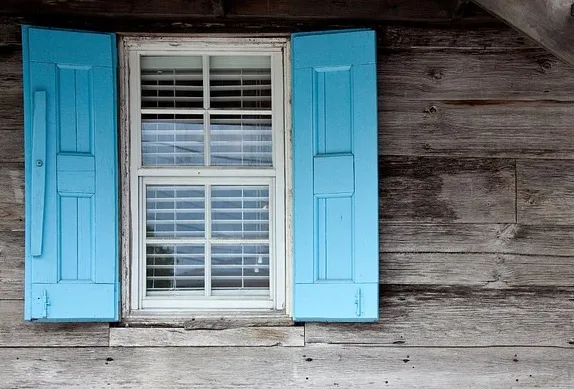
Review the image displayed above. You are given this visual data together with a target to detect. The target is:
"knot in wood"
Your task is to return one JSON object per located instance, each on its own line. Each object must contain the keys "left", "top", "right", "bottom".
{"left": 427, "top": 69, "right": 443, "bottom": 80}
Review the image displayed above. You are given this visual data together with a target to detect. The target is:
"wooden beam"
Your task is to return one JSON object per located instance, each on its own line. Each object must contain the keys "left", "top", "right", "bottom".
{"left": 0, "top": 0, "right": 494, "bottom": 23}
{"left": 473, "top": 0, "right": 574, "bottom": 67}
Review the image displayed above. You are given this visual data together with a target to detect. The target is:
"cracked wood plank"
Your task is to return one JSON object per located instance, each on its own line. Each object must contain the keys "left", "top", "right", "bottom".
{"left": 381, "top": 253, "right": 574, "bottom": 287}
{"left": 379, "top": 49, "right": 574, "bottom": 101}
{"left": 110, "top": 326, "right": 304, "bottom": 347}
{"left": 381, "top": 223, "right": 574, "bottom": 256}
{"left": 380, "top": 99, "right": 574, "bottom": 159}
{"left": 517, "top": 159, "right": 574, "bottom": 225}
{"left": 2, "top": 346, "right": 574, "bottom": 388}
{"left": 306, "top": 286, "right": 574, "bottom": 346}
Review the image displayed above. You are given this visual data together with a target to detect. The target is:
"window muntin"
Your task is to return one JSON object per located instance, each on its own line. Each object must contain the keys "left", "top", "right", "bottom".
{"left": 128, "top": 39, "right": 286, "bottom": 312}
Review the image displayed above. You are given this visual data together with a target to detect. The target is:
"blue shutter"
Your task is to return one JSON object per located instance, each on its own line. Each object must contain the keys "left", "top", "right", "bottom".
{"left": 292, "top": 30, "right": 378, "bottom": 322}
{"left": 23, "top": 26, "right": 119, "bottom": 322}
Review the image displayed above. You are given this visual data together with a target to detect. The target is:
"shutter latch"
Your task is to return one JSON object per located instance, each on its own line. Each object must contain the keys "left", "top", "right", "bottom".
{"left": 355, "top": 288, "right": 362, "bottom": 317}
{"left": 41, "top": 290, "right": 50, "bottom": 318}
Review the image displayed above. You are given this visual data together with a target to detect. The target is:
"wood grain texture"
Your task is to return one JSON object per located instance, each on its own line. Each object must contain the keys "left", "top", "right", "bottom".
{"left": 2, "top": 346, "right": 574, "bottom": 388}
{"left": 380, "top": 156, "right": 515, "bottom": 223}
{"left": 380, "top": 99, "right": 574, "bottom": 158}
{"left": 517, "top": 159, "right": 574, "bottom": 225}
{"left": 380, "top": 49, "right": 574, "bottom": 101}
{"left": 0, "top": 18, "right": 20, "bottom": 46}
{"left": 0, "top": 232, "right": 24, "bottom": 299}
{"left": 110, "top": 326, "right": 304, "bottom": 347}
{"left": 0, "top": 0, "right": 217, "bottom": 18}
{"left": 380, "top": 25, "right": 536, "bottom": 49}
{"left": 0, "top": 164, "right": 24, "bottom": 232}
{"left": 474, "top": 0, "right": 574, "bottom": 68}
{"left": 0, "top": 130, "right": 23, "bottom": 162}
{"left": 381, "top": 223, "right": 574, "bottom": 256}
{"left": 306, "top": 287, "right": 574, "bottom": 346}
{"left": 381, "top": 253, "right": 574, "bottom": 287}
{"left": 0, "top": 300, "right": 109, "bottom": 347}
{"left": 0, "top": 44, "right": 23, "bottom": 132}
{"left": 0, "top": 0, "right": 495, "bottom": 22}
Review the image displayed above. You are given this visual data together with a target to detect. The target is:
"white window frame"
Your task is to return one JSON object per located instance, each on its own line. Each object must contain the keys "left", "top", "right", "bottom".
{"left": 120, "top": 36, "right": 289, "bottom": 315}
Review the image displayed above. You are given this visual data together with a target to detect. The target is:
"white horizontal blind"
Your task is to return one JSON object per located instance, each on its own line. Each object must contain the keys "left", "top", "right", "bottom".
{"left": 146, "top": 185, "right": 205, "bottom": 238}
{"left": 140, "top": 55, "right": 273, "bottom": 167}
{"left": 141, "top": 114, "right": 204, "bottom": 166}
{"left": 144, "top": 184, "right": 271, "bottom": 295}
{"left": 209, "top": 56, "right": 271, "bottom": 110}
{"left": 141, "top": 56, "right": 203, "bottom": 109}
{"left": 211, "top": 186, "right": 269, "bottom": 239}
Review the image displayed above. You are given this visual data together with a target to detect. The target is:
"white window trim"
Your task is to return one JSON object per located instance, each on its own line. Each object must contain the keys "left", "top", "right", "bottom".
{"left": 119, "top": 36, "right": 291, "bottom": 317}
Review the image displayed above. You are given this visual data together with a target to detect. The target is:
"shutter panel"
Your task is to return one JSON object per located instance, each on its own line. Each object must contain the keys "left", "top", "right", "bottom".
{"left": 23, "top": 26, "right": 119, "bottom": 322}
{"left": 292, "top": 30, "right": 378, "bottom": 322}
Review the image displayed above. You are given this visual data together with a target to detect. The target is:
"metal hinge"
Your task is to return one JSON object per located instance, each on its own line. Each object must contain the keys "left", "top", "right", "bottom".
{"left": 355, "top": 288, "right": 362, "bottom": 317}
{"left": 41, "top": 290, "right": 50, "bottom": 318}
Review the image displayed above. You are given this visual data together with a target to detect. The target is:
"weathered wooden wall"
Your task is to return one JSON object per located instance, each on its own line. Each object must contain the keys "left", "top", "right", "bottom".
{"left": 1, "top": 17, "right": 574, "bottom": 388}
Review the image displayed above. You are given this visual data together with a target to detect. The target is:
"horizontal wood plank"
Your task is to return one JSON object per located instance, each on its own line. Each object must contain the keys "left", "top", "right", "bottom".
{"left": 306, "top": 287, "right": 574, "bottom": 347}
{"left": 517, "top": 159, "right": 574, "bottom": 225}
{"left": 380, "top": 49, "right": 574, "bottom": 101}
{"left": 1, "top": 345, "right": 573, "bottom": 388}
{"left": 381, "top": 253, "right": 574, "bottom": 287}
{"left": 380, "top": 99, "right": 574, "bottom": 158}
{"left": 0, "top": 232, "right": 24, "bottom": 299}
{"left": 381, "top": 223, "right": 574, "bottom": 256}
{"left": 380, "top": 156, "right": 515, "bottom": 223}
{"left": 0, "top": 0, "right": 494, "bottom": 22}
{"left": 380, "top": 26, "right": 536, "bottom": 49}
{"left": 110, "top": 326, "right": 304, "bottom": 347}
{"left": 0, "top": 300, "right": 109, "bottom": 347}
{"left": 1, "top": 0, "right": 217, "bottom": 18}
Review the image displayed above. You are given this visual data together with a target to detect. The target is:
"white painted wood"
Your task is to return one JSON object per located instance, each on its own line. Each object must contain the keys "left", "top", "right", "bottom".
{"left": 109, "top": 326, "right": 303, "bottom": 347}
{"left": 123, "top": 38, "right": 288, "bottom": 314}
{"left": 2, "top": 346, "right": 574, "bottom": 388}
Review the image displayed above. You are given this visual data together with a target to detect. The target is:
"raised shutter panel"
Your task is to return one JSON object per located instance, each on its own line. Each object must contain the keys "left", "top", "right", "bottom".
{"left": 292, "top": 30, "right": 379, "bottom": 322}
{"left": 23, "top": 26, "right": 119, "bottom": 322}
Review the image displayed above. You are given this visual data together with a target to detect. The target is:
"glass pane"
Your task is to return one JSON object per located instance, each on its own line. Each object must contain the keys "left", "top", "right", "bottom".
{"left": 209, "top": 56, "right": 271, "bottom": 110}
{"left": 211, "top": 244, "right": 270, "bottom": 291}
{"left": 141, "top": 56, "right": 203, "bottom": 109}
{"left": 210, "top": 115, "right": 272, "bottom": 166}
{"left": 211, "top": 185, "right": 269, "bottom": 239}
{"left": 141, "top": 114, "right": 204, "bottom": 166}
{"left": 146, "top": 244, "right": 205, "bottom": 292}
{"left": 146, "top": 185, "right": 205, "bottom": 238}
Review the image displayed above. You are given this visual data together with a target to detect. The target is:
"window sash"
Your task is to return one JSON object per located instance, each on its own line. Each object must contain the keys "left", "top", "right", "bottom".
{"left": 127, "top": 41, "right": 286, "bottom": 313}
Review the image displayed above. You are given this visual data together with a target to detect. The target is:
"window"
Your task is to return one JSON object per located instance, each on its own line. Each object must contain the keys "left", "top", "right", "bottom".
{"left": 23, "top": 27, "right": 378, "bottom": 322}
{"left": 124, "top": 38, "right": 288, "bottom": 312}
